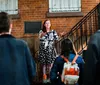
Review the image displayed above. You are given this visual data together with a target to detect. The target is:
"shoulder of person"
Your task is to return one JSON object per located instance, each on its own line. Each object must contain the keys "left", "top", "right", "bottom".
{"left": 89, "top": 30, "right": 100, "bottom": 44}
{"left": 15, "top": 39, "right": 28, "bottom": 46}
{"left": 51, "top": 30, "right": 58, "bottom": 34}
{"left": 76, "top": 55, "right": 84, "bottom": 63}
{"left": 69, "top": 53, "right": 83, "bottom": 63}
{"left": 51, "top": 29, "right": 54, "bottom": 31}
{"left": 55, "top": 55, "right": 64, "bottom": 61}
{"left": 51, "top": 29, "right": 57, "bottom": 32}
{"left": 53, "top": 55, "right": 65, "bottom": 65}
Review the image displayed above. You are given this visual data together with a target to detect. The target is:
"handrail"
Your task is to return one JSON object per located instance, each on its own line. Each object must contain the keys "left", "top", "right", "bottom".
{"left": 29, "top": 3, "right": 100, "bottom": 56}
{"left": 56, "top": 3, "right": 100, "bottom": 55}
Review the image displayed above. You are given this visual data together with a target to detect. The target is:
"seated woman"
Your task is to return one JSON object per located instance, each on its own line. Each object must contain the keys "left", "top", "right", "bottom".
{"left": 50, "top": 38, "right": 84, "bottom": 85}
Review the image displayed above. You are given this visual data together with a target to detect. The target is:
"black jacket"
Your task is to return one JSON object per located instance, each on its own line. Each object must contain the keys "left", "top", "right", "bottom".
{"left": 83, "top": 30, "right": 100, "bottom": 85}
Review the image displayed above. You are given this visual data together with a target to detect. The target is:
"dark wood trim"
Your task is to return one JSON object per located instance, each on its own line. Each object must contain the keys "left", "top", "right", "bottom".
{"left": 46, "top": 12, "right": 83, "bottom": 18}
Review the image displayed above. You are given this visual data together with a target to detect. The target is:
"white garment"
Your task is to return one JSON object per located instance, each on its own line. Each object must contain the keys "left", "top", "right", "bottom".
{"left": 61, "top": 62, "right": 79, "bottom": 84}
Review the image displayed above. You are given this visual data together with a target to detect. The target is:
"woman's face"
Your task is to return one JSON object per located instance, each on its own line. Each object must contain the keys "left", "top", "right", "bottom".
{"left": 44, "top": 20, "right": 51, "bottom": 29}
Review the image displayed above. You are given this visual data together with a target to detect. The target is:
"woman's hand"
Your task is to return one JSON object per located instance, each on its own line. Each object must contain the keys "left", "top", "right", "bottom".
{"left": 40, "top": 32, "right": 47, "bottom": 38}
{"left": 59, "top": 32, "right": 66, "bottom": 37}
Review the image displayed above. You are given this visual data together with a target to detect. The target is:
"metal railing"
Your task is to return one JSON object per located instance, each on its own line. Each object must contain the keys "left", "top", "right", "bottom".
{"left": 56, "top": 3, "right": 100, "bottom": 55}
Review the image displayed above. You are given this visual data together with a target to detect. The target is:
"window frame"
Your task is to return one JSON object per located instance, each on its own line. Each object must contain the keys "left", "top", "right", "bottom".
{"left": 0, "top": 0, "right": 18, "bottom": 15}
{"left": 47, "top": 0, "right": 83, "bottom": 17}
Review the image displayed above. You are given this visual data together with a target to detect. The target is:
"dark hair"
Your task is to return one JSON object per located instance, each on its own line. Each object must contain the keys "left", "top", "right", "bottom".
{"left": 0, "top": 12, "right": 10, "bottom": 33}
{"left": 61, "top": 38, "right": 76, "bottom": 57}
{"left": 42, "top": 19, "right": 50, "bottom": 32}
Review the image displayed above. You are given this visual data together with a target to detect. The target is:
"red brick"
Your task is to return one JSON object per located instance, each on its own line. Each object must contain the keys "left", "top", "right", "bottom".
{"left": 12, "top": 0, "right": 99, "bottom": 38}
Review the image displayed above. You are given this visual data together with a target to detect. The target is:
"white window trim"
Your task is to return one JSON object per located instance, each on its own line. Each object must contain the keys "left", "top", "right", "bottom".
{"left": 49, "top": 0, "right": 81, "bottom": 13}
{"left": 0, "top": 0, "right": 18, "bottom": 15}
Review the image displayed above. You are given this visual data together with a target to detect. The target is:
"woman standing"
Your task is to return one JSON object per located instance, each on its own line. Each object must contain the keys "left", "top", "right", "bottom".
{"left": 38, "top": 19, "right": 59, "bottom": 83}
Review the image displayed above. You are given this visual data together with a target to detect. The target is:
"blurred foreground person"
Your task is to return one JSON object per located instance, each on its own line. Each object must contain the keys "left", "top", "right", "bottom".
{"left": 83, "top": 30, "right": 100, "bottom": 85}
{"left": 0, "top": 12, "right": 36, "bottom": 85}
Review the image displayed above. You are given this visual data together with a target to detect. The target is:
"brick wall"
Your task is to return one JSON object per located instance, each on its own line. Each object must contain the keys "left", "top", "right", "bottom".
{"left": 10, "top": 0, "right": 100, "bottom": 58}
{"left": 11, "top": 0, "right": 99, "bottom": 81}
{"left": 11, "top": 0, "right": 99, "bottom": 38}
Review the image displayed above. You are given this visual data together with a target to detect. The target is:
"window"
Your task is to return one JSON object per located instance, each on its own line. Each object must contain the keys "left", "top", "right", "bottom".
{"left": 0, "top": 0, "right": 18, "bottom": 15}
{"left": 49, "top": 0, "right": 81, "bottom": 13}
